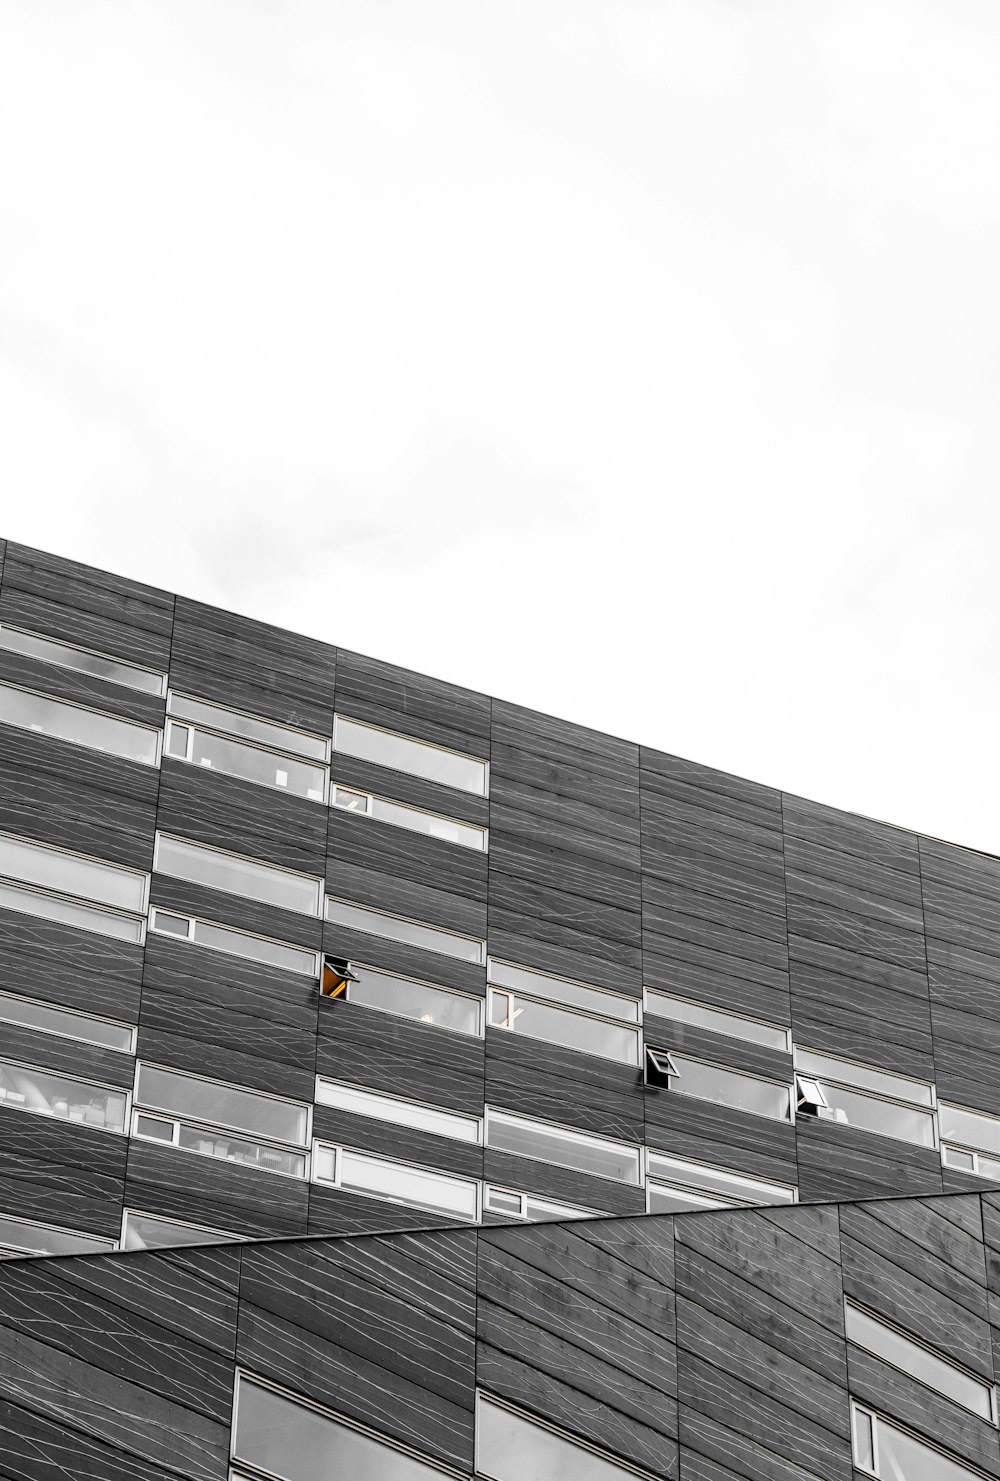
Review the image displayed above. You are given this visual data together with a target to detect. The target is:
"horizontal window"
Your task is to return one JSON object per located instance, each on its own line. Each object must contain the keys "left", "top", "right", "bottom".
{"left": 121, "top": 1209, "right": 239, "bottom": 1251}
{"left": 150, "top": 907, "right": 320, "bottom": 977}
{"left": 0, "top": 1211, "right": 117, "bottom": 1258}
{"left": 331, "top": 784, "right": 487, "bottom": 851}
{"left": 315, "top": 1079, "right": 481, "bottom": 1143}
{"left": 644, "top": 989, "right": 791, "bottom": 1052}
{"left": 166, "top": 719, "right": 328, "bottom": 802}
{"left": 0, "top": 877, "right": 144, "bottom": 943}
{"left": 654, "top": 1050, "right": 792, "bottom": 1122}
{"left": 168, "top": 691, "right": 329, "bottom": 762}
{"left": 0, "top": 831, "right": 148, "bottom": 914}
{"left": 942, "top": 1144, "right": 1000, "bottom": 1181}
{"left": 487, "top": 986, "right": 639, "bottom": 1066}
{"left": 134, "top": 1063, "right": 309, "bottom": 1145}
{"left": 488, "top": 959, "right": 640, "bottom": 1023}
{"left": 0, "top": 990, "right": 134, "bottom": 1053}
{"left": 0, "top": 624, "right": 167, "bottom": 696}
{"left": 940, "top": 1103, "right": 1000, "bottom": 1158}
{"left": 486, "top": 1107, "right": 641, "bottom": 1185}
{"left": 0, "top": 1059, "right": 127, "bottom": 1132}
{"left": 0, "top": 680, "right": 160, "bottom": 765}
{"left": 325, "top": 895, "right": 485, "bottom": 964}
{"left": 477, "top": 1394, "right": 641, "bottom": 1481}
{"left": 233, "top": 1374, "right": 453, "bottom": 1481}
{"left": 154, "top": 833, "right": 322, "bottom": 917}
{"left": 795, "top": 1048, "right": 935, "bottom": 1108}
{"left": 795, "top": 1053, "right": 936, "bottom": 1148}
{"left": 334, "top": 713, "right": 489, "bottom": 796}
{"left": 852, "top": 1402, "right": 986, "bottom": 1481}
{"left": 131, "top": 1111, "right": 308, "bottom": 1178}
{"left": 645, "top": 1151, "right": 796, "bottom": 1213}
{"left": 483, "top": 1185, "right": 598, "bottom": 1221}
{"left": 313, "top": 1142, "right": 479, "bottom": 1220}
{"left": 326, "top": 961, "right": 483, "bottom": 1035}
{"left": 845, "top": 1301, "right": 995, "bottom": 1421}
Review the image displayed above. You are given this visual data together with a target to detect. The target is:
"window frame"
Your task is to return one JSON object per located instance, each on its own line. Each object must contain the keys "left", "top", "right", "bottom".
{"left": 149, "top": 906, "right": 321, "bottom": 977}
{"left": 154, "top": 832, "right": 324, "bottom": 918}
{"left": 485, "top": 1106, "right": 643, "bottom": 1186}
{"left": 845, "top": 1299, "right": 998, "bottom": 1423}
{"left": 0, "top": 622, "right": 167, "bottom": 695}
{"left": 332, "top": 712, "right": 490, "bottom": 797}
{"left": 644, "top": 1149, "right": 797, "bottom": 1210}
{"left": 325, "top": 894, "right": 486, "bottom": 964}
{"left": 793, "top": 1048, "right": 938, "bottom": 1148}
{"left": 0, "top": 829, "right": 151, "bottom": 915}
{"left": 120, "top": 1207, "right": 240, "bottom": 1250}
{"left": 0, "top": 677, "right": 163, "bottom": 766}
{"left": 311, "top": 1140, "right": 482, "bottom": 1221}
{"left": 167, "top": 690, "right": 331, "bottom": 762}
{"left": 314, "top": 1077, "right": 483, "bottom": 1145}
{"left": 331, "top": 782, "right": 489, "bottom": 851}
{"left": 0, "top": 989, "right": 136, "bottom": 1054}
{"left": 0, "top": 1057, "right": 131, "bottom": 1135}
{"left": 164, "top": 716, "right": 329, "bottom": 804}
{"left": 487, "top": 984, "right": 641, "bottom": 1066}
{"left": 327, "top": 960, "right": 486, "bottom": 1037}
{"left": 643, "top": 987, "right": 792, "bottom": 1053}
{"left": 647, "top": 1047, "right": 793, "bottom": 1122}
{"left": 133, "top": 1060, "right": 312, "bottom": 1148}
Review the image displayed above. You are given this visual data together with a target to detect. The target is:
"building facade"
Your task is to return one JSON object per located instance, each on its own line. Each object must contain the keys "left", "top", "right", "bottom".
{"left": 0, "top": 537, "right": 999, "bottom": 1479}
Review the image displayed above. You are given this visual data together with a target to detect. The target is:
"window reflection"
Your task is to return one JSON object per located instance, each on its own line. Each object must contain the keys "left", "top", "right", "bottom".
{"left": 0, "top": 1060, "right": 126, "bottom": 1132}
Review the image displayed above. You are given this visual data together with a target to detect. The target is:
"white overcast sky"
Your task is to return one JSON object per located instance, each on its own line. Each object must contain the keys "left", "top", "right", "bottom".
{"left": 2, "top": 1, "right": 999, "bottom": 852}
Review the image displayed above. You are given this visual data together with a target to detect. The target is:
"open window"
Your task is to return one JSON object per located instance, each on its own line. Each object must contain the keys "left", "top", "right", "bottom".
{"left": 321, "top": 957, "right": 359, "bottom": 999}
{"left": 795, "top": 1074, "right": 830, "bottom": 1115}
{"left": 645, "top": 1047, "right": 679, "bottom": 1088}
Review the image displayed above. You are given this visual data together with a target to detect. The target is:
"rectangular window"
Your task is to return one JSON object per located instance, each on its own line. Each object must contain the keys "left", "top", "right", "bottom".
{"left": 333, "top": 713, "right": 489, "bottom": 796}
{"left": 134, "top": 1063, "right": 309, "bottom": 1145}
{"left": 0, "top": 624, "right": 167, "bottom": 696}
{"left": 943, "top": 1144, "right": 1000, "bottom": 1181}
{"left": 654, "top": 1050, "right": 792, "bottom": 1122}
{"left": 940, "top": 1103, "right": 1000, "bottom": 1158}
{"left": 233, "top": 1374, "right": 453, "bottom": 1481}
{"left": 313, "top": 1142, "right": 479, "bottom": 1220}
{"left": 0, "top": 680, "right": 160, "bottom": 765}
{"left": 845, "top": 1301, "right": 996, "bottom": 1421}
{"left": 485, "top": 1107, "right": 641, "bottom": 1185}
{"left": 794, "top": 1049, "right": 936, "bottom": 1148}
{"left": 0, "top": 990, "right": 134, "bottom": 1053}
{"left": 644, "top": 989, "right": 791, "bottom": 1052}
{"left": 645, "top": 1151, "right": 796, "bottom": 1213}
{"left": 315, "top": 1079, "right": 482, "bottom": 1143}
{"left": 331, "top": 784, "right": 488, "bottom": 851}
{"left": 0, "top": 1211, "right": 116, "bottom": 1258}
{"left": 0, "top": 1059, "right": 127, "bottom": 1132}
{"left": 154, "top": 833, "right": 322, "bottom": 917}
{"left": 0, "top": 832, "right": 148, "bottom": 914}
{"left": 487, "top": 986, "right": 639, "bottom": 1066}
{"left": 851, "top": 1402, "right": 988, "bottom": 1480}
{"left": 131, "top": 1109, "right": 307, "bottom": 1178}
{"left": 0, "top": 878, "right": 144, "bottom": 943}
{"left": 121, "top": 1209, "right": 239, "bottom": 1251}
{"left": 328, "top": 962, "right": 483, "bottom": 1036}
{"left": 325, "top": 895, "right": 485, "bottom": 964}
{"left": 149, "top": 907, "right": 320, "bottom": 977}
{"left": 483, "top": 1185, "right": 598, "bottom": 1221}
{"left": 166, "top": 718, "right": 328, "bottom": 802}
{"left": 488, "top": 959, "right": 640, "bottom": 1023}
{"left": 476, "top": 1394, "right": 642, "bottom": 1481}
{"left": 168, "top": 692, "right": 329, "bottom": 762}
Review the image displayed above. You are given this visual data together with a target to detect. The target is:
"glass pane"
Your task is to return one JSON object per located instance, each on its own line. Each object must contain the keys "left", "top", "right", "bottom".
{"left": 367, "top": 795, "right": 487, "bottom": 851}
{"left": 852, "top": 1406, "right": 875, "bottom": 1472}
{"left": 820, "top": 1082, "right": 936, "bottom": 1147}
{"left": 0, "top": 1211, "right": 115, "bottom": 1256}
{"left": 155, "top": 834, "right": 321, "bottom": 916}
{"left": 0, "top": 878, "right": 143, "bottom": 943}
{"left": 337, "top": 1148, "right": 478, "bottom": 1219}
{"left": 0, "top": 832, "right": 147, "bottom": 912}
{"left": 485, "top": 1187, "right": 523, "bottom": 1215}
{"left": 179, "top": 726, "right": 327, "bottom": 802}
{"left": 134, "top": 1113, "right": 174, "bottom": 1141}
{"left": 190, "top": 917, "right": 318, "bottom": 976}
{"left": 175, "top": 1122, "right": 306, "bottom": 1176}
{"left": 234, "top": 1377, "right": 450, "bottom": 1481}
{"left": 669, "top": 1054, "right": 791, "bottom": 1122}
{"left": 165, "top": 723, "right": 189, "bottom": 758}
{"left": 121, "top": 1210, "right": 237, "bottom": 1250}
{"left": 647, "top": 1182, "right": 731, "bottom": 1213}
{"left": 487, "top": 1110, "right": 640, "bottom": 1184}
{"left": 845, "top": 1303, "right": 993, "bottom": 1419}
{"left": 315, "top": 1080, "right": 480, "bottom": 1143}
{"left": 942, "top": 1145, "right": 976, "bottom": 1172}
{"left": 150, "top": 908, "right": 191, "bottom": 938}
{"left": 795, "top": 1048, "right": 934, "bottom": 1107}
{"left": 0, "top": 681, "right": 159, "bottom": 765}
{"left": 135, "top": 1063, "right": 308, "bottom": 1145}
{"left": 522, "top": 1195, "right": 597, "bottom": 1222}
{"left": 488, "top": 960, "right": 639, "bottom": 1023}
{"left": 334, "top": 714, "right": 488, "bottom": 796}
{"left": 347, "top": 966, "right": 482, "bottom": 1035}
{"left": 326, "top": 896, "right": 484, "bottom": 964}
{"left": 332, "top": 785, "right": 369, "bottom": 812}
{"left": 939, "top": 1103, "right": 1000, "bottom": 1157}
{"left": 169, "top": 692, "right": 329, "bottom": 762}
{"left": 0, "top": 1060, "right": 126, "bottom": 1132}
{"left": 492, "top": 992, "right": 639, "bottom": 1066}
{"left": 872, "top": 1411, "right": 985, "bottom": 1481}
{"left": 0, "top": 625, "right": 165, "bottom": 695}
{"left": 645, "top": 1151, "right": 794, "bottom": 1204}
{"left": 644, "top": 990, "right": 790, "bottom": 1052}
{"left": 477, "top": 1395, "right": 639, "bottom": 1481}
{"left": 0, "top": 991, "right": 133, "bottom": 1052}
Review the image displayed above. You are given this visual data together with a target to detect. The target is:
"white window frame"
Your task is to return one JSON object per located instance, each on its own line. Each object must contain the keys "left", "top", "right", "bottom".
{"left": 168, "top": 691, "right": 331, "bottom": 763}
{"left": 332, "top": 713, "right": 490, "bottom": 797}
{"left": 0, "top": 989, "right": 136, "bottom": 1054}
{"left": 0, "top": 623, "right": 167, "bottom": 696}
{"left": 314, "top": 1077, "right": 483, "bottom": 1145}
{"left": 0, "top": 1057, "right": 132, "bottom": 1136}
{"left": 129, "top": 1108, "right": 310, "bottom": 1180}
{"left": 484, "top": 1106, "right": 643, "bottom": 1187}
{"left": 331, "top": 782, "right": 488, "bottom": 852}
{"left": 311, "top": 1140, "right": 482, "bottom": 1221}
{"left": 643, "top": 987, "right": 792, "bottom": 1053}
{"left": 164, "top": 717, "right": 329, "bottom": 804}
{"left": 644, "top": 1150, "right": 797, "bottom": 1209}
{"left": 325, "top": 895, "right": 486, "bottom": 964}
{"left": 331, "top": 961, "right": 486, "bottom": 1037}
{"left": 0, "top": 678, "right": 164, "bottom": 766}
{"left": 487, "top": 985, "right": 641, "bottom": 1066}
{"left": 149, "top": 906, "right": 321, "bottom": 978}
{"left": 154, "top": 832, "right": 323, "bottom": 918}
